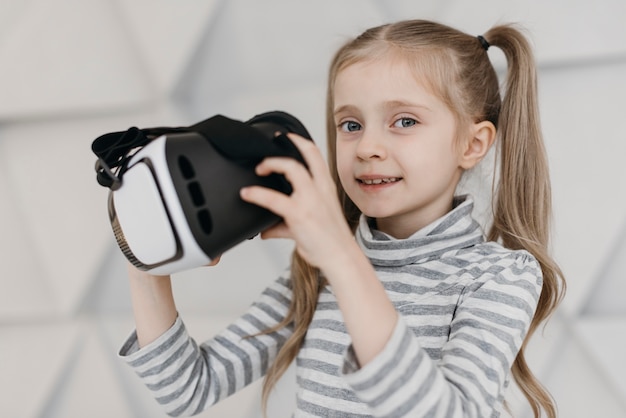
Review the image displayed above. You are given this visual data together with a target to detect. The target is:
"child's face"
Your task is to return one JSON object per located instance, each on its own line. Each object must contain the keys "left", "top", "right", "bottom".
{"left": 333, "top": 58, "right": 466, "bottom": 238}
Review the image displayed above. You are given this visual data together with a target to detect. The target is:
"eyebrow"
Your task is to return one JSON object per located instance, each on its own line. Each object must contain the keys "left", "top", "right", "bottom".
{"left": 382, "top": 100, "right": 432, "bottom": 112}
{"left": 333, "top": 104, "right": 358, "bottom": 117}
{"left": 333, "top": 100, "right": 433, "bottom": 116}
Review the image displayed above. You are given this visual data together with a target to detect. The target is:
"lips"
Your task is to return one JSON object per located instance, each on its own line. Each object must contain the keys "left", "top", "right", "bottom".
{"left": 358, "top": 177, "right": 401, "bottom": 185}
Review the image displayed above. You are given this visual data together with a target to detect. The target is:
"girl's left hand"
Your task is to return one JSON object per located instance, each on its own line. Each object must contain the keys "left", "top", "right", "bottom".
{"left": 239, "top": 133, "right": 354, "bottom": 270}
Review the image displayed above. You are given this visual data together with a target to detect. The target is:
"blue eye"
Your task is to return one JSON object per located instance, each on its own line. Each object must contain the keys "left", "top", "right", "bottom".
{"left": 393, "top": 118, "right": 417, "bottom": 128}
{"left": 340, "top": 121, "right": 362, "bottom": 132}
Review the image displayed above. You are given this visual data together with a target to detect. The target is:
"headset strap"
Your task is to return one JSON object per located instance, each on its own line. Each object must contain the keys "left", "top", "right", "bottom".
{"left": 92, "top": 114, "right": 307, "bottom": 191}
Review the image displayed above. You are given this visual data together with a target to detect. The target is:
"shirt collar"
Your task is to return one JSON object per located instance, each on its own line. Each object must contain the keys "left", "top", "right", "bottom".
{"left": 355, "top": 195, "right": 485, "bottom": 266}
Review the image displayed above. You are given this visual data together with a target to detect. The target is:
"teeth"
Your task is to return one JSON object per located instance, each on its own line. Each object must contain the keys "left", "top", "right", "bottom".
{"left": 361, "top": 177, "right": 399, "bottom": 185}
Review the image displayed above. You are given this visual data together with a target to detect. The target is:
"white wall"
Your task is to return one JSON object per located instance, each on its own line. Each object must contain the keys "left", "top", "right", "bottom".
{"left": 1, "top": 0, "right": 625, "bottom": 417}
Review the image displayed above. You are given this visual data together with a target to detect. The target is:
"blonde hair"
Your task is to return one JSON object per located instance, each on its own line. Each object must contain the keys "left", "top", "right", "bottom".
{"left": 261, "top": 20, "right": 566, "bottom": 417}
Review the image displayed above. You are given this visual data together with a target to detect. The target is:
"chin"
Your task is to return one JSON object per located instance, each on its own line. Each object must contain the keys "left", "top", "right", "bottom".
{"left": 358, "top": 207, "right": 397, "bottom": 220}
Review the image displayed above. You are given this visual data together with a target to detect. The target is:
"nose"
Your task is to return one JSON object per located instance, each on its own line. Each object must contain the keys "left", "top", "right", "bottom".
{"left": 356, "top": 129, "right": 387, "bottom": 161}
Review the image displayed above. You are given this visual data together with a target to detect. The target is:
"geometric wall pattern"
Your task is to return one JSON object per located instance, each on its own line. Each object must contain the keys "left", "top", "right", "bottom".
{"left": 1, "top": 0, "right": 625, "bottom": 416}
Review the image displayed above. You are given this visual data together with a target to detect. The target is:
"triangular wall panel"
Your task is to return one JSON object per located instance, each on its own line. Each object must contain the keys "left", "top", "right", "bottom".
{"left": 0, "top": 162, "right": 55, "bottom": 319}
{"left": 39, "top": 324, "right": 134, "bottom": 418}
{"left": 433, "top": 0, "right": 626, "bottom": 65}
{"left": 0, "top": 0, "right": 153, "bottom": 119}
{"left": 575, "top": 318, "right": 626, "bottom": 406}
{"left": 542, "top": 329, "right": 626, "bottom": 417}
{"left": 0, "top": 116, "right": 148, "bottom": 316}
{"left": 581, "top": 219, "right": 626, "bottom": 315}
{"left": 538, "top": 61, "right": 626, "bottom": 314}
{"left": 114, "top": 0, "right": 222, "bottom": 95}
{"left": 0, "top": 323, "right": 80, "bottom": 418}
{"left": 171, "top": 0, "right": 385, "bottom": 117}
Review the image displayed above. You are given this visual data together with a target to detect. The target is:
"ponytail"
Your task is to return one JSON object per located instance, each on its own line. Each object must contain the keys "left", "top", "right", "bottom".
{"left": 484, "top": 25, "right": 566, "bottom": 418}
{"left": 260, "top": 252, "right": 322, "bottom": 414}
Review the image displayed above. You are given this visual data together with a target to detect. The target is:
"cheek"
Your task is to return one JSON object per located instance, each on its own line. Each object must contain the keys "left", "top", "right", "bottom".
{"left": 335, "top": 145, "right": 353, "bottom": 188}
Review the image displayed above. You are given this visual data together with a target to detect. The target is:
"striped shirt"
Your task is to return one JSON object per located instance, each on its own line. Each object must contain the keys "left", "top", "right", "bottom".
{"left": 119, "top": 195, "right": 542, "bottom": 417}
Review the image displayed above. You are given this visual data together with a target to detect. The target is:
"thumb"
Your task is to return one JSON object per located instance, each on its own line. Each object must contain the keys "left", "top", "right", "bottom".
{"left": 260, "top": 222, "right": 292, "bottom": 240}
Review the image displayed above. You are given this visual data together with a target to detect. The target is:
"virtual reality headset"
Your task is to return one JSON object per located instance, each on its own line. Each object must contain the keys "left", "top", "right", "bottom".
{"left": 92, "top": 111, "right": 312, "bottom": 275}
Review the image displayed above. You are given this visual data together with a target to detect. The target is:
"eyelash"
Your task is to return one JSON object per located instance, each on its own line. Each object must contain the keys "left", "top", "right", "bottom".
{"left": 337, "top": 116, "right": 419, "bottom": 133}
{"left": 338, "top": 120, "right": 362, "bottom": 132}
{"left": 393, "top": 117, "right": 418, "bottom": 128}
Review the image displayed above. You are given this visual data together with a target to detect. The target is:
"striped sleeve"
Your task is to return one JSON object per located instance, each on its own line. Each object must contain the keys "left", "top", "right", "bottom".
{"left": 341, "top": 251, "right": 543, "bottom": 417}
{"left": 118, "top": 274, "right": 294, "bottom": 417}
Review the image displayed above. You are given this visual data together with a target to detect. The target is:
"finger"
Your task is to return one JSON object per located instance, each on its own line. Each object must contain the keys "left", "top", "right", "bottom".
{"left": 260, "top": 222, "right": 292, "bottom": 240}
{"left": 240, "top": 184, "right": 293, "bottom": 218}
{"left": 286, "top": 133, "right": 331, "bottom": 182}
{"left": 255, "top": 156, "right": 314, "bottom": 191}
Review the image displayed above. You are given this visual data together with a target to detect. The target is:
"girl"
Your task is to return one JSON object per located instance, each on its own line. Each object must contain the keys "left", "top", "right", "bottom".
{"left": 120, "top": 19, "right": 565, "bottom": 417}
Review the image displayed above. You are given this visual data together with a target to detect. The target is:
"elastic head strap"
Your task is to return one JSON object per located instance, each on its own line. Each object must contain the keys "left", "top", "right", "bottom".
{"left": 190, "top": 111, "right": 311, "bottom": 166}
{"left": 92, "top": 112, "right": 312, "bottom": 190}
{"left": 92, "top": 127, "right": 150, "bottom": 190}
{"left": 190, "top": 115, "right": 285, "bottom": 165}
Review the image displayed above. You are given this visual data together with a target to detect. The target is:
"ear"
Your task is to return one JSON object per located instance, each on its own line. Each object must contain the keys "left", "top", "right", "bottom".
{"left": 459, "top": 121, "right": 496, "bottom": 169}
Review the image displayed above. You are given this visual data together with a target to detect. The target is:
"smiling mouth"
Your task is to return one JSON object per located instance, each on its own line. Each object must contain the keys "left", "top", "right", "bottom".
{"left": 358, "top": 177, "right": 401, "bottom": 185}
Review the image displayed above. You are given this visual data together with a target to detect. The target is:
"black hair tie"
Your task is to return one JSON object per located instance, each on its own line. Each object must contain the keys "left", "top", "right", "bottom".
{"left": 477, "top": 35, "right": 490, "bottom": 51}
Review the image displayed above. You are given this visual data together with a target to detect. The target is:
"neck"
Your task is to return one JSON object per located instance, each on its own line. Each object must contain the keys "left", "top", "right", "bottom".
{"left": 374, "top": 197, "right": 456, "bottom": 239}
